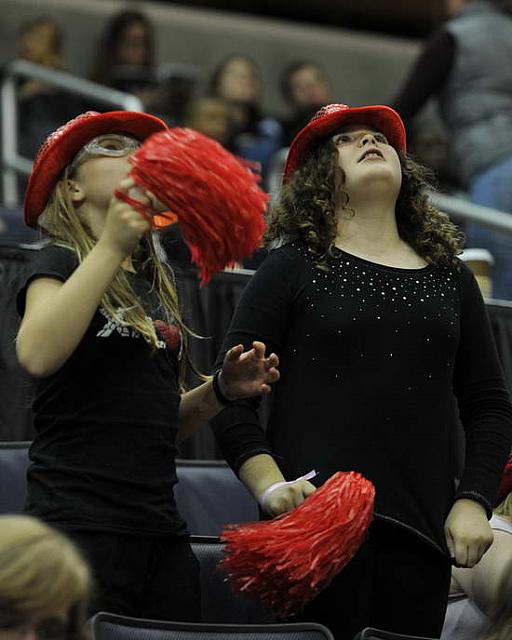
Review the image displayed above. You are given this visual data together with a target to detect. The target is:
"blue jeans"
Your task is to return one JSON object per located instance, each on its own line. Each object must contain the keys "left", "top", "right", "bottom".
{"left": 466, "top": 154, "right": 512, "bottom": 300}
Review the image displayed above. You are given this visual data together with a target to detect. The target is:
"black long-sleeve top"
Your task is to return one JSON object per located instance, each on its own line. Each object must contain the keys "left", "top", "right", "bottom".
{"left": 211, "top": 242, "right": 512, "bottom": 553}
{"left": 392, "top": 29, "right": 456, "bottom": 126}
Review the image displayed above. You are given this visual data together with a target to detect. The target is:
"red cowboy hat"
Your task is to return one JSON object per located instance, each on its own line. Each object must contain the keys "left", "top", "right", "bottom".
{"left": 283, "top": 103, "right": 407, "bottom": 184}
{"left": 24, "top": 110, "right": 168, "bottom": 228}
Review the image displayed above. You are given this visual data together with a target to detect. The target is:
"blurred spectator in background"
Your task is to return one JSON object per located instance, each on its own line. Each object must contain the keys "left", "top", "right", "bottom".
{"left": 184, "top": 96, "right": 233, "bottom": 147}
{"left": 90, "top": 9, "right": 162, "bottom": 113}
{"left": 279, "top": 60, "right": 334, "bottom": 146}
{"left": 209, "top": 54, "right": 282, "bottom": 182}
{"left": 8, "top": 17, "right": 86, "bottom": 178}
{"left": 407, "top": 118, "right": 461, "bottom": 196}
{"left": 0, "top": 515, "right": 91, "bottom": 640}
{"left": 392, "top": 0, "right": 512, "bottom": 300}
{"left": 91, "top": 9, "right": 155, "bottom": 87}
{"left": 17, "top": 16, "right": 63, "bottom": 97}
{"left": 157, "top": 62, "right": 198, "bottom": 126}
{"left": 90, "top": 10, "right": 198, "bottom": 123}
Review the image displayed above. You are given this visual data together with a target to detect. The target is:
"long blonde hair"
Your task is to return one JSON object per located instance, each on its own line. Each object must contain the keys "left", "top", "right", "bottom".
{"left": 39, "top": 173, "right": 196, "bottom": 388}
{"left": 0, "top": 516, "right": 90, "bottom": 640}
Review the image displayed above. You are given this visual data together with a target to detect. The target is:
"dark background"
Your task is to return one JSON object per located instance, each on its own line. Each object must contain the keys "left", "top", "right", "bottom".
{"left": 150, "top": 0, "right": 446, "bottom": 37}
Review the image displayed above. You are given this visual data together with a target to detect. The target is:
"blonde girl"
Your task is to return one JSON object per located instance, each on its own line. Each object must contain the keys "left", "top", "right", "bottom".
{"left": 16, "top": 110, "right": 279, "bottom": 621}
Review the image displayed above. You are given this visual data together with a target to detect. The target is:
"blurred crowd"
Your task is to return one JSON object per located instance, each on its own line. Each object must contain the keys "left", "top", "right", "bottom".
{"left": 1, "top": 4, "right": 512, "bottom": 640}
{"left": 2, "top": 0, "right": 512, "bottom": 289}
{"left": 7, "top": 9, "right": 337, "bottom": 189}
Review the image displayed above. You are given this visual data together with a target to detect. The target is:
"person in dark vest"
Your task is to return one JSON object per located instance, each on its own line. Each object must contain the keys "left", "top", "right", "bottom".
{"left": 392, "top": 0, "right": 512, "bottom": 300}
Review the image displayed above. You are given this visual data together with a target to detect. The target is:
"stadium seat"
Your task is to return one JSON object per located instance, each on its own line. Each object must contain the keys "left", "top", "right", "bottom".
{"left": 0, "top": 441, "right": 30, "bottom": 514}
{"left": 91, "top": 611, "right": 335, "bottom": 640}
{"left": 190, "top": 535, "right": 274, "bottom": 624}
{"left": 0, "top": 446, "right": 258, "bottom": 538}
{"left": 174, "top": 459, "right": 259, "bottom": 536}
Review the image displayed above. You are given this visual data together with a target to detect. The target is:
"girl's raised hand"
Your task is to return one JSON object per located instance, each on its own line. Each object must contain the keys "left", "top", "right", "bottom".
{"left": 218, "top": 341, "right": 280, "bottom": 401}
{"left": 100, "top": 177, "right": 152, "bottom": 257}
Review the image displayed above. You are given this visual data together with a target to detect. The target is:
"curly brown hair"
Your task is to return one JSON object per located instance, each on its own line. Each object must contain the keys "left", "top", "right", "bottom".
{"left": 265, "top": 139, "right": 465, "bottom": 267}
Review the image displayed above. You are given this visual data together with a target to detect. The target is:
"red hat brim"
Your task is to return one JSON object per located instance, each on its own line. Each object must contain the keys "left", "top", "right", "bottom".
{"left": 24, "top": 110, "right": 168, "bottom": 227}
{"left": 283, "top": 104, "right": 406, "bottom": 184}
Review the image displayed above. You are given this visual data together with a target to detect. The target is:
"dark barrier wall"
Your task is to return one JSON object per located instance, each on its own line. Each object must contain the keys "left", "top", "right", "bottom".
{"left": 0, "top": 243, "right": 37, "bottom": 440}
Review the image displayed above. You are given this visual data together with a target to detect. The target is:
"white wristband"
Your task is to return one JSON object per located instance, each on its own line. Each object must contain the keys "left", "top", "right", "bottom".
{"left": 258, "top": 469, "right": 318, "bottom": 514}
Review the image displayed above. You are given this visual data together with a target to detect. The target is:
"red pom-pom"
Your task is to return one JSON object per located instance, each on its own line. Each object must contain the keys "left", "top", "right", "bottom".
{"left": 221, "top": 471, "right": 375, "bottom": 619}
{"left": 117, "top": 128, "right": 269, "bottom": 283}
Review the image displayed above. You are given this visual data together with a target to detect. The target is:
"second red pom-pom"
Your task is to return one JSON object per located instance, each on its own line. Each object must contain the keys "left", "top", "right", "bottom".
{"left": 221, "top": 471, "right": 375, "bottom": 619}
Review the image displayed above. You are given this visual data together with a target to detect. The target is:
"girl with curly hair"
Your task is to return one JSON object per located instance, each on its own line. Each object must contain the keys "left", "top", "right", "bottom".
{"left": 211, "top": 104, "right": 512, "bottom": 638}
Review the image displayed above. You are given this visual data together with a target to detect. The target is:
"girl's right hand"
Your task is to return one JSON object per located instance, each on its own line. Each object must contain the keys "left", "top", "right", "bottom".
{"left": 100, "top": 177, "right": 152, "bottom": 257}
{"left": 261, "top": 479, "right": 317, "bottom": 517}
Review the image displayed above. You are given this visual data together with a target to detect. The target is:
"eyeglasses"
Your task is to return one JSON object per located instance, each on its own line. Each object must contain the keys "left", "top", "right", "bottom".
{"left": 68, "top": 133, "right": 141, "bottom": 175}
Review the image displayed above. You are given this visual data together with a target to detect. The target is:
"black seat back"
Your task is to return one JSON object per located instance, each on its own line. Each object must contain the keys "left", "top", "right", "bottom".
{"left": 0, "top": 441, "right": 30, "bottom": 514}
{"left": 91, "top": 611, "right": 335, "bottom": 640}
{"left": 190, "top": 536, "right": 275, "bottom": 624}
{"left": 175, "top": 460, "right": 259, "bottom": 536}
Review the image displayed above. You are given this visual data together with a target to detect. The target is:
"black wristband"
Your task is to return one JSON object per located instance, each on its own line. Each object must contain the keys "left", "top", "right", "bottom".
{"left": 212, "top": 371, "right": 233, "bottom": 406}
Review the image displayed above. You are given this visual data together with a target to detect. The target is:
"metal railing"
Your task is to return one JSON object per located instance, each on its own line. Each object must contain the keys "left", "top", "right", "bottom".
{"left": 1, "top": 59, "right": 144, "bottom": 207}
{"left": 2, "top": 62, "right": 512, "bottom": 237}
{"left": 429, "top": 191, "right": 512, "bottom": 235}
{"left": 268, "top": 147, "right": 512, "bottom": 236}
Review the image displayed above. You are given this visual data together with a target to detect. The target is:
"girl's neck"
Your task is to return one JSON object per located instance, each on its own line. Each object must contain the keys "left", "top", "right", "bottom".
{"left": 334, "top": 204, "right": 426, "bottom": 268}
{"left": 335, "top": 200, "right": 400, "bottom": 253}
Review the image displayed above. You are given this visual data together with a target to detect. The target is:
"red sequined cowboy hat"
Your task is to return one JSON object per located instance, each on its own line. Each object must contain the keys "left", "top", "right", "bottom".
{"left": 283, "top": 103, "right": 407, "bottom": 184}
{"left": 24, "top": 110, "right": 168, "bottom": 228}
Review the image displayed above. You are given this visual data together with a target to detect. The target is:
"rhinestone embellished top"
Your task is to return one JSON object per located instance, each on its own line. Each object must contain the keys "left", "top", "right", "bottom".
{"left": 212, "top": 241, "right": 512, "bottom": 551}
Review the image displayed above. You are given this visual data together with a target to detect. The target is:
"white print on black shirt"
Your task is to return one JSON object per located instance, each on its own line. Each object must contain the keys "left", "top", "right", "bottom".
{"left": 96, "top": 308, "right": 166, "bottom": 350}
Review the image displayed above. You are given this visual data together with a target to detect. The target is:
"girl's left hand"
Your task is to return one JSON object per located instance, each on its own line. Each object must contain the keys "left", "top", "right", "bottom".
{"left": 219, "top": 341, "right": 279, "bottom": 401}
{"left": 444, "top": 498, "right": 494, "bottom": 568}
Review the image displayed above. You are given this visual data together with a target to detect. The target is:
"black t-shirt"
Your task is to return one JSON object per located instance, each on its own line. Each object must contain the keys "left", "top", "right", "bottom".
{"left": 211, "top": 242, "right": 512, "bottom": 553}
{"left": 17, "top": 244, "right": 186, "bottom": 535}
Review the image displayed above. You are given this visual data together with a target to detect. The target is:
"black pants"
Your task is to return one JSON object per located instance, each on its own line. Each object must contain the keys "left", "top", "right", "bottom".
{"left": 68, "top": 531, "right": 201, "bottom": 622}
{"left": 298, "top": 519, "right": 451, "bottom": 640}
